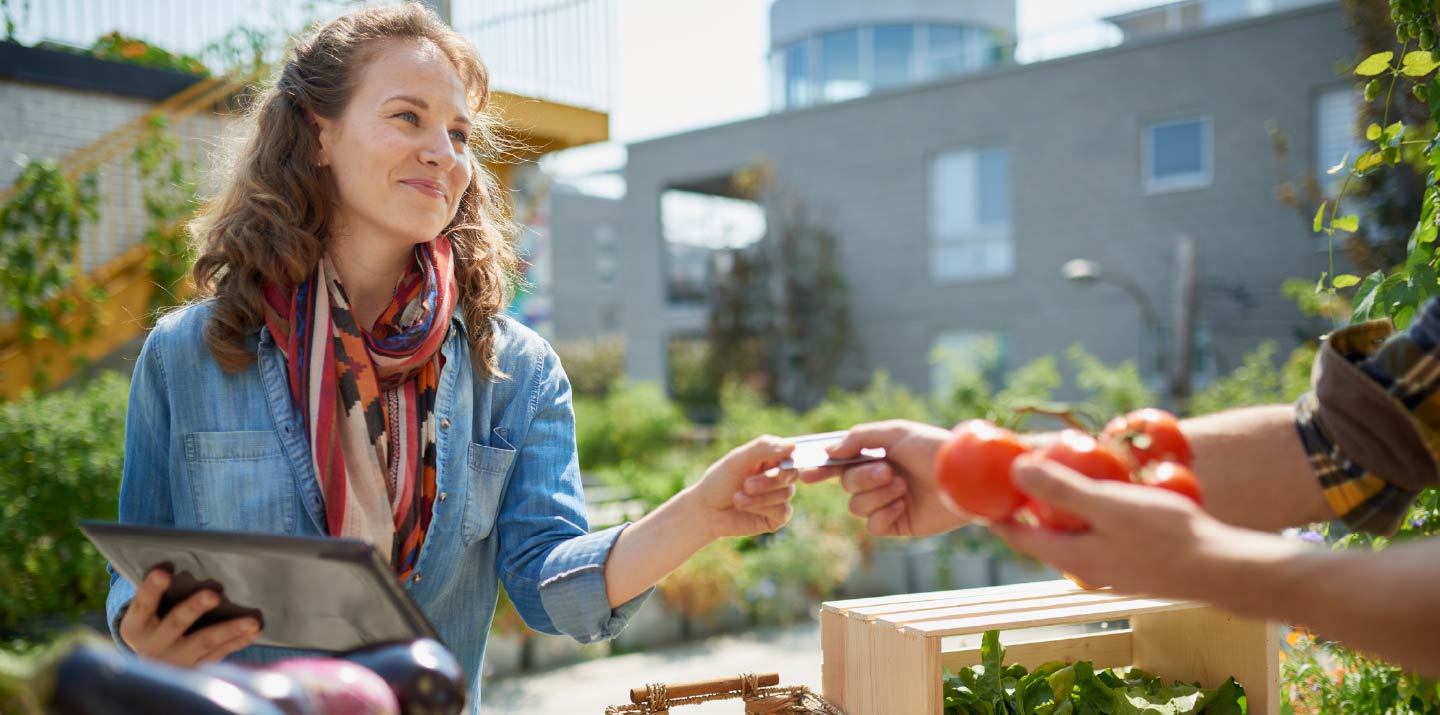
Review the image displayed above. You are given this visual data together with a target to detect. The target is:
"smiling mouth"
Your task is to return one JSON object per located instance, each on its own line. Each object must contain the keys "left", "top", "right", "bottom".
{"left": 401, "top": 181, "right": 446, "bottom": 200}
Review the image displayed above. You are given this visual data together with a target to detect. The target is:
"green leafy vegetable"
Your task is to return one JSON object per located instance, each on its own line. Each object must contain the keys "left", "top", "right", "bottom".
{"left": 943, "top": 630, "right": 1247, "bottom": 714}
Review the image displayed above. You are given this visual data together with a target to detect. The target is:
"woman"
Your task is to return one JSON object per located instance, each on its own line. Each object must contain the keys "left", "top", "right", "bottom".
{"left": 105, "top": 4, "right": 798, "bottom": 707}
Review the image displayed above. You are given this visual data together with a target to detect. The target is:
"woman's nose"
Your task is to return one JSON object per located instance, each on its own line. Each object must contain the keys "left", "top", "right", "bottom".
{"left": 418, "top": 130, "right": 455, "bottom": 168}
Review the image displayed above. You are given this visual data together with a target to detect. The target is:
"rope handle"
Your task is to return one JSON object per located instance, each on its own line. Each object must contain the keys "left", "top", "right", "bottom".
{"left": 629, "top": 672, "right": 780, "bottom": 705}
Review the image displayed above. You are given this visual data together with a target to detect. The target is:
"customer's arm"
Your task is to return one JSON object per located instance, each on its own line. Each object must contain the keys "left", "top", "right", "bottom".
{"left": 993, "top": 457, "right": 1440, "bottom": 678}
{"left": 1183, "top": 405, "right": 1334, "bottom": 531}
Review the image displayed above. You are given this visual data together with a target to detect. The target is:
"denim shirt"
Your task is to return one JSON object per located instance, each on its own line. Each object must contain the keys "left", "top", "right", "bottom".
{"left": 105, "top": 300, "right": 650, "bottom": 709}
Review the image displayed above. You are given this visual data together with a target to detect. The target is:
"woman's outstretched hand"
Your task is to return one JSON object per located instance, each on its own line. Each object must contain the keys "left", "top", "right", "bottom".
{"left": 690, "top": 435, "right": 799, "bottom": 539}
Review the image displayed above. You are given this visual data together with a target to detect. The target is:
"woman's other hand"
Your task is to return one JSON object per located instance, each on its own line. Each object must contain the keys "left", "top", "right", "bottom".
{"left": 117, "top": 567, "right": 262, "bottom": 667}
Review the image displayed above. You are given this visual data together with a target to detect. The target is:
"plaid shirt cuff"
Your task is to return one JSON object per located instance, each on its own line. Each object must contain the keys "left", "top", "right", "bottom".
{"left": 1295, "top": 300, "right": 1440, "bottom": 536}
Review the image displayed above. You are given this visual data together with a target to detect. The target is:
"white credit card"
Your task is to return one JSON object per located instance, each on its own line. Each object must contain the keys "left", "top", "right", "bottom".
{"left": 779, "top": 431, "right": 887, "bottom": 470}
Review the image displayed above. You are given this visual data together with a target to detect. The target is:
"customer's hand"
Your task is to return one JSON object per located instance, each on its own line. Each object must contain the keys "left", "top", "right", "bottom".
{"left": 118, "top": 567, "right": 262, "bottom": 667}
{"left": 801, "top": 420, "right": 969, "bottom": 537}
{"left": 990, "top": 455, "right": 1294, "bottom": 597}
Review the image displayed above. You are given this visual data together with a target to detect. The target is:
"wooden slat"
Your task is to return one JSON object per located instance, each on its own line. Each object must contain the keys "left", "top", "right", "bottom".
{"left": 1131, "top": 607, "right": 1279, "bottom": 715}
{"left": 867, "top": 590, "right": 1137, "bottom": 626}
{"left": 819, "top": 608, "right": 847, "bottom": 709}
{"left": 864, "top": 620, "right": 940, "bottom": 715}
{"left": 822, "top": 578, "right": 1077, "bottom": 614}
{"left": 942, "top": 630, "right": 1133, "bottom": 673}
{"left": 903, "top": 597, "right": 1198, "bottom": 638}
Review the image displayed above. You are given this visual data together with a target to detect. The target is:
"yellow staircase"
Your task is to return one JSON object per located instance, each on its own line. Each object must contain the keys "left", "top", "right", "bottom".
{"left": 0, "top": 73, "right": 606, "bottom": 400}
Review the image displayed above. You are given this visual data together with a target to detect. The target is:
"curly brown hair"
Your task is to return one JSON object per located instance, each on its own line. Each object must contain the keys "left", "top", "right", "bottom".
{"left": 189, "top": 3, "right": 520, "bottom": 379}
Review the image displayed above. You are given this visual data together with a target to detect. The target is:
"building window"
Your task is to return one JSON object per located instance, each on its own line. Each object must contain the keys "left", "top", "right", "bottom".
{"left": 1315, "top": 88, "right": 1363, "bottom": 193}
{"left": 595, "top": 223, "right": 618, "bottom": 285}
{"left": 785, "top": 42, "right": 810, "bottom": 109}
{"left": 930, "top": 331, "right": 1006, "bottom": 400}
{"left": 872, "top": 24, "right": 915, "bottom": 89}
{"left": 1142, "top": 116, "right": 1212, "bottom": 194}
{"left": 925, "top": 25, "right": 971, "bottom": 78}
{"left": 819, "top": 28, "right": 865, "bottom": 102}
{"left": 930, "top": 146, "right": 1013, "bottom": 282}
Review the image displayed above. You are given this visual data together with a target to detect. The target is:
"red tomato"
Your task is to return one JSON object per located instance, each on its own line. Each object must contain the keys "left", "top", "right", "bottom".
{"left": 1143, "top": 461, "right": 1204, "bottom": 505}
{"left": 934, "top": 420, "right": 1030, "bottom": 522}
{"left": 1026, "top": 430, "right": 1131, "bottom": 532}
{"left": 1100, "top": 408, "right": 1193, "bottom": 468}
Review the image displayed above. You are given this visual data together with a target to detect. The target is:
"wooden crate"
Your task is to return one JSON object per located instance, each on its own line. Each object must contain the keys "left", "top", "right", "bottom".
{"left": 820, "top": 579, "right": 1277, "bottom": 715}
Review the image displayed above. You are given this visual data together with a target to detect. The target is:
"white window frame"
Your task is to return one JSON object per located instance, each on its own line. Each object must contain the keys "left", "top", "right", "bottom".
{"left": 1142, "top": 115, "right": 1213, "bottom": 195}
{"left": 929, "top": 146, "right": 1014, "bottom": 283}
{"left": 1314, "top": 86, "right": 1363, "bottom": 194}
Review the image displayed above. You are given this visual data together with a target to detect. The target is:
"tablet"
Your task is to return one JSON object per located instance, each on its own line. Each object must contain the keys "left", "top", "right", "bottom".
{"left": 81, "top": 521, "right": 441, "bottom": 653}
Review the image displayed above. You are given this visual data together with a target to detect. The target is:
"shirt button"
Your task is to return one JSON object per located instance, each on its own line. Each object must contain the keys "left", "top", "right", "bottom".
{"left": 413, "top": 573, "right": 423, "bottom": 584}
{"left": 438, "top": 492, "right": 448, "bottom": 503}
{"left": 440, "top": 418, "right": 451, "bottom": 429}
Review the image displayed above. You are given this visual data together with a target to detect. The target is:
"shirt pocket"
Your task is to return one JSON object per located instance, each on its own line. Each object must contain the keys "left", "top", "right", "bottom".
{"left": 183, "top": 431, "right": 297, "bottom": 532}
{"left": 462, "top": 429, "right": 518, "bottom": 545}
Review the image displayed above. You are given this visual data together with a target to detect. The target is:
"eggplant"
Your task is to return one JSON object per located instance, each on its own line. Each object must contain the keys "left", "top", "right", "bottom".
{"left": 340, "top": 639, "right": 467, "bottom": 715}
{"left": 261, "top": 658, "right": 399, "bottom": 715}
{"left": 50, "top": 644, "right": 285, "bottom": 715}
{"left": 199, "top": 662, "right": 321, "bottom": 715}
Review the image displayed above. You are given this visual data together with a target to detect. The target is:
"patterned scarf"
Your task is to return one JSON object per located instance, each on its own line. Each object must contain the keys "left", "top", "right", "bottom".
{"left": 263, "top": 236, "right": 456, "bottom": 581}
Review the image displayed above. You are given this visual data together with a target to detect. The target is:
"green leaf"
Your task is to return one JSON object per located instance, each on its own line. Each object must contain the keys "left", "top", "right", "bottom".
{"left": 1402, "top": 50, "right": 1440, "bottom": 77}
{"left": 1332, "top": 214, "right": 1360, "bottom": 232}
{"left": 1355, "top": 149, "right": 1385, "bottom": 173}
{"left": 1367, "top": 123, "right": 1382, "bottom": 141}
{"left": 1351, "top": 270, "right": 1387, "bottom": 323}
{"left": 1313, "top": 201, "right": 1327, "bottom": 232}
{"left": 1383, "top": 121, "right": 1406, "bottom": 145}
{"left": 1356, "top": 51, "right": 1394, "bottom": 75}
{"left": 1333, "top": 274, "right": 1362, "bottom": 289}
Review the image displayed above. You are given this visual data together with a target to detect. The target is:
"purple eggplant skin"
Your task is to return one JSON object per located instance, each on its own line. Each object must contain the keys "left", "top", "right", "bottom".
{"left": 340, "top": 639, "right": 467, "bottom": 715}
{"left": 50, "top": 644, "right": 286, "bottom": 715}
{"left": 200, "top": 662, "right": 321, "bottom": 715}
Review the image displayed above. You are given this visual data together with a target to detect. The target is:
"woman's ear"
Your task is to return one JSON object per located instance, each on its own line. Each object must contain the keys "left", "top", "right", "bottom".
{"left": 307, "top": 111, "right": 332, "bottom": 168}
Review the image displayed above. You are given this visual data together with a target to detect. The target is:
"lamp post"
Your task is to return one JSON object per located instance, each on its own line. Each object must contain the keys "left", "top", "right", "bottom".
{"left": 1062, "top": 236, "right": 1199, "bottom": 411}
{"left": 1061, "top": 257, "right": 1166, "bottom": 382}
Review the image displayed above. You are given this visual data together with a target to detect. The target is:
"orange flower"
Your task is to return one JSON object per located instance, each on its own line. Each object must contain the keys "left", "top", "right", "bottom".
{"left": 1286, "top": 627, "right": 1310, "bottom": 647}
{"left": 121, "top": 42, "right": 145, "bottom": 58}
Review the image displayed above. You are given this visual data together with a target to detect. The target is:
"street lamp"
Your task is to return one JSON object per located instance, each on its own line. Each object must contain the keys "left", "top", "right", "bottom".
{"left": 1061, "top": 257, "right": 1166, "bottom": 379}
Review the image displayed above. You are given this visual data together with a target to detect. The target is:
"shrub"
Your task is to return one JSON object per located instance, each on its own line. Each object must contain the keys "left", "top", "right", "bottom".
{"left": 553, "top": 336, "right": 625, "bottom": 400}
{"left": 0, "top": 373, "right": 128, "bottom": 636}
{"left": 573, "top": 382, "right": 687, "bottom": 470}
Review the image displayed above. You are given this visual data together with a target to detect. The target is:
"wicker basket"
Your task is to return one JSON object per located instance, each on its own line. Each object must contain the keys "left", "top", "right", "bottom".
{"left": 604, "top": 672, "right": 846, "bottom": 714}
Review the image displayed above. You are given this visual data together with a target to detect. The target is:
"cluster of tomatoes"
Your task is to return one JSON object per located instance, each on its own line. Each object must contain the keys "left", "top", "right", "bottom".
{"left": 933, "top": 408, "right": 1200, "bottom": 531}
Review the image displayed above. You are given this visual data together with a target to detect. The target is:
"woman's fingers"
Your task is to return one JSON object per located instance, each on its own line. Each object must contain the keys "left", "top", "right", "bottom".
{"left": 118, "top": 568, "right": 170, "bottom": 650}
{"left": 741, "top": 468, "right": 797, "bottom": 496}
{"left": 734, "top": 484, "right": 796, "bottom": 510}
{"left": 752, "top": 504, "right": 794, "bottom": 532}
{"left": 191, "top": 618, "right": 263, "bottom": 664}
{"left": 147, "top": 589, "right": 221, "bottom": 654}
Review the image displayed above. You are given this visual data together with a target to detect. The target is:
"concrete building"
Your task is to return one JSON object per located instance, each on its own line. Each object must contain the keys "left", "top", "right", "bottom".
{"left": 598, "top": 0, "right": 1356, "bottom": 399}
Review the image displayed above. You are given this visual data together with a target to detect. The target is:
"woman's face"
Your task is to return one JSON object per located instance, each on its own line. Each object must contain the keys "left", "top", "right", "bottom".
{"left": 314, "top": 38, "right": 474, "bottom": 250}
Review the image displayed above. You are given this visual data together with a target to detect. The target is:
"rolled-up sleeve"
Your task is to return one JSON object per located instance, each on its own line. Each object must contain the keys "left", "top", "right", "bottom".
{"left": 1296, "top": 297, "right": 1440, "bottom": 535}
{"left": 495, "top": 343, "right": 651, "bottom": 642}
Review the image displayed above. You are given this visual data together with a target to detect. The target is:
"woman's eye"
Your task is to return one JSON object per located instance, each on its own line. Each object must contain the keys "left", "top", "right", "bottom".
{"left": 395, "top": 111, "right": 419, "bottom": 124}
{"left": 450, "top": 129, "right": 468, "bottom": 143}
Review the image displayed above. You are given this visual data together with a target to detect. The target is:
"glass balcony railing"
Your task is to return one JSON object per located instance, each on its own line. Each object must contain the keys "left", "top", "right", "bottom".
{"left": 6, "top": 0, "right": 613, "bottom": 112}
